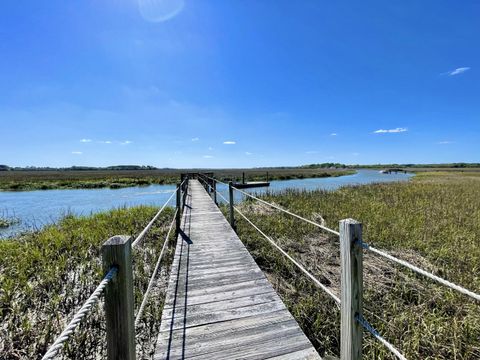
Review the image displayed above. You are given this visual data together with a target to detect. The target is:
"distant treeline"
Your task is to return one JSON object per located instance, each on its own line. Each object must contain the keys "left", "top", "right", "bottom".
{"left": 300, "top": 163, "right": 348, "bottom": 169}
{"left": 303, "top": 162, "right": 480, "bottom": 169}
{"left": 351, "top": 163, "right": 480, "bottom": 169}
{"left": 0, "top": 165, "right": 160, "bottom": 171}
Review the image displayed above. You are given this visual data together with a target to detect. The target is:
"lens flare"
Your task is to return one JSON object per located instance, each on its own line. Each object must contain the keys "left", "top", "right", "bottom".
{"left": 138, "top": 0, "right": 184, "bottom": 22}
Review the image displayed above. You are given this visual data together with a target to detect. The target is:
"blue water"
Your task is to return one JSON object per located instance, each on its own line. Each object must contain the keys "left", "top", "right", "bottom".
{"left": 214, "top": 169, "right": 412, "bottom": 204}
{"left": 0, "top": 170, "right": 411, "bottom": 238}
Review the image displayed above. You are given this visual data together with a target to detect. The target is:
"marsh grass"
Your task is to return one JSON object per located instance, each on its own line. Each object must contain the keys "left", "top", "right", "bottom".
{"left": 227, "top": 172, "right": 480, "bottom": 359}
{"left": 0, "top": 168, "right": 353, "bottom": 191}
{"left": 0, "top": 210, "right": 20, "bottom": 228}
{"left": 0, "top": 206, "right": 176, "bottom": 359}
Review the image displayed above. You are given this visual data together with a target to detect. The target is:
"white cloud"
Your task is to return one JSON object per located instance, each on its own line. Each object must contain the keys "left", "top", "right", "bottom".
{"left": 208, "top": 146, "right": 214, "bottom": 151}
{"left": 437, "top": 140, "right": 454, "bottom": 144}
{"left": 352, "top": 152, "right": 360, "bottom": 156}
{"left": 72, "top": 151, "right": 82, "bottom": 155}
{"left": 203, "top": 155, "right": 213, "bottom": 158}
{"left": 120, "top": 140, "right": 133, "bottom": 145}
{"left": 98, "top": 140, "right": 112, "bottom": 144}
{"left": 191, "top": 137, "right": 199, "bottom": 142}
{"left": 373, "top": 127, "right": 407, "bottom": 134}
{"left": 330, "top": 133, "right": 337, "bottom": 136}
{"left": 245, "top": 152, "right": 253, "bottom": 156}
{"left": 448, "top": 67, "right": 470, "bottom": 76}
{"left": 80, "top": 138, "right": 92, "bottom": 143}
{"left": 223, "top": 141, "right": 236, "bottom": 145}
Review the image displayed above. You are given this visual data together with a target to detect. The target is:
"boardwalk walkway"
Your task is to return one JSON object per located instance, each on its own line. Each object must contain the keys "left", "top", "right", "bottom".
{"left": 154, "top": 179, "right": 320, "bottom": 359}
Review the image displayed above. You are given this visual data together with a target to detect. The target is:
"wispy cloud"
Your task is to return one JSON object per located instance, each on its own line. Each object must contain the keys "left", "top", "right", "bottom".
{"left": 208, "top": 146, "right": 214, "bottom": 151}
{"left": 191, "top": 137, "right": 199, "bottom": 142}
{"left": 448, "top": 67, "right": 470, "bottom": 76}
{"left": 120, "top": 140, "right": 133, "bottom": 145}
{"left": 437, "top": 140, "right": 454, "bottom": 144}
{"left": 203, "top": 155, "right": 213, "bottom": 158}
{"left": 80, "top": 139, "right": 92, "bottom": 143}
{"left": 223, "top": 141, "right": 236, "bottom": 145}
{"left": 305, "top": 150, "right": 318, "bottom": 154}
{"left": 98, "top": 140, "right": 112, "bottom": 144}
{"left": 352, "top": 152, "right": 360, "bottom": 156}
{"left": 330, "top": 133, "right": 337, "bottom": 136}
{"left": 72, "top": 151, "right": 82, "bottom": 155}
{"left": 373, "top": 127, "right": 407, "bottom": 134}
{"left": 245, "top": 152, "right": 253, "bottom": 156}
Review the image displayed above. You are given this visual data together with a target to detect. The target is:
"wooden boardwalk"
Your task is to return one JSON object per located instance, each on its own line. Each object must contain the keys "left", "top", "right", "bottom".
{"left": 154, "top": 180, "right": 321, "bottom": 360}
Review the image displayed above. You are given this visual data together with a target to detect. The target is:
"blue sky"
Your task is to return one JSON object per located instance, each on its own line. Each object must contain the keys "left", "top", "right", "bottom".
{"left": 0, "top": 0, "right": 478, "bottom": 168}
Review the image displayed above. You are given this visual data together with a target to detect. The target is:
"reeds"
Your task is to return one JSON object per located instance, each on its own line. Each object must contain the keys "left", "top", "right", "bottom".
{"left": 0, "top": 206, "right": 176, "bottom": 359}
{"left": 230, "top": 172, "right": 480, "bottom": 359}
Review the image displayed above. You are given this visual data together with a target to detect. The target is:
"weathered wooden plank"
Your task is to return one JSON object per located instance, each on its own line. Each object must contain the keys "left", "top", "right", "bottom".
{"left": 159, "top": 300, "right": 287, "bottom": 332}
{"left": 154, "top": 179, "right": 320, "bottom": 360}
{"left": 157, "top": 323, "right": 308, "bottom": 359}
{"left": 161, "top": 292, "right": 279, "bottom": 320}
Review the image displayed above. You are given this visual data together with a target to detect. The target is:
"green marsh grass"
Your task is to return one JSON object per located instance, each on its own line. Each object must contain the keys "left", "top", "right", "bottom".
{"left": 0, "top": 206, "right": 176, "bottom": 359}
{"left": 227, "top": 172, "right": 480, "bottom": 359}
{"left": 0, "top": 168, "right": 353, "bottom": 191}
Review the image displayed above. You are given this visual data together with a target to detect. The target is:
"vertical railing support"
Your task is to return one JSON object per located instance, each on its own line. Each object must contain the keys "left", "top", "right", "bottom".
{"left": 213, "top": 178, "right": 217, "bottom": 205}
{"left": 182, "top": 178, "right": 188, "bottom": 207}
{"left": 228, "top": 181, "right": 236, "bottom": 231}
{"left": 102, "top": 235, "right": 135, "bottom": 360}
{"left": 242, "top": 172, "right": 245, "bottom": 184}
{"left": 176, "top": 183, "right": 181, "bottom": 233}
{"left": 340, "top": 219, "right": 363, "bottom": 360}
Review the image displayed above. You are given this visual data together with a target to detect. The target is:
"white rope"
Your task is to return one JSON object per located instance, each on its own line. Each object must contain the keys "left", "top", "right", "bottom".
{"left": 206, "top": 175, "right": 339, "bottom": 236}
{"left": 211, "top": 175, "right": 480, "bottom": 303}
{"left": 214, "top": 188, "right": 230, "bottom": 204}
{"left": 233, "top": 206, "right": 341, "bottom": 305}
{"left": 356, "top": 314, "right": 407, "bottom": 360}
{"left": 42, "top": 267, "right": 117, "bottom": 360}
{"left": 366, "top": 245, "right": 480, "bottom": 302}
{"left": 135, "top": 210, "right": 177, "bottom": 328}
{"left": 131, "top": 190, "right": 176, "bottom": 248}
{"left": 233, "top": 186, "right": 339, "bottom": 236}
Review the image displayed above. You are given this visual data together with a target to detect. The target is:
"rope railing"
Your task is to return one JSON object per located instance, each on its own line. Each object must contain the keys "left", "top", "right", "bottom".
{"left": 135, "top": 209, "right": 177, "bottom": 327}
{"left": 233, "top": 205, "right": 341, "bottom": 304}
{"left": 131, "top": 181, "right": 183, "bottom": 248}
{"left": 204, "top": 175, "right": 480, "bottom": 303}
{"left": 361, "top": 241, "right": 480, "bottom": 302}
{"left": 205, "top": 176, "right": 340, "bottom": 236}
{"left": 201, "top": 176, "right": 340, "bottom": 302}
{"left": 41, "top": 179, "right": 189, "bottom": 359}
{"left": 355, "top": 314, "right": 407, "bottom": 360}
{"left": 41, "top": 267, "right": 118, "bottom": 360}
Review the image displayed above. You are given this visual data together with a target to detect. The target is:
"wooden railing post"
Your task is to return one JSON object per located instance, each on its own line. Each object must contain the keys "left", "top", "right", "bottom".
{"left": 213, "top": 178, "right": 217, "bottom": 205}
{"left": 176, "top": 183, "right": 181, "bottom": 233}
{"left": 182, "top": 178, "right": 188, "bottom": 207}
{"left": 228, "top": 181, "right": 236, "bottom": 231}
{"left": 340, "top": 219, "right": 363, "bottom": 360}
{"left": 102, "top": 235, "right": 135, "bottom": 360}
